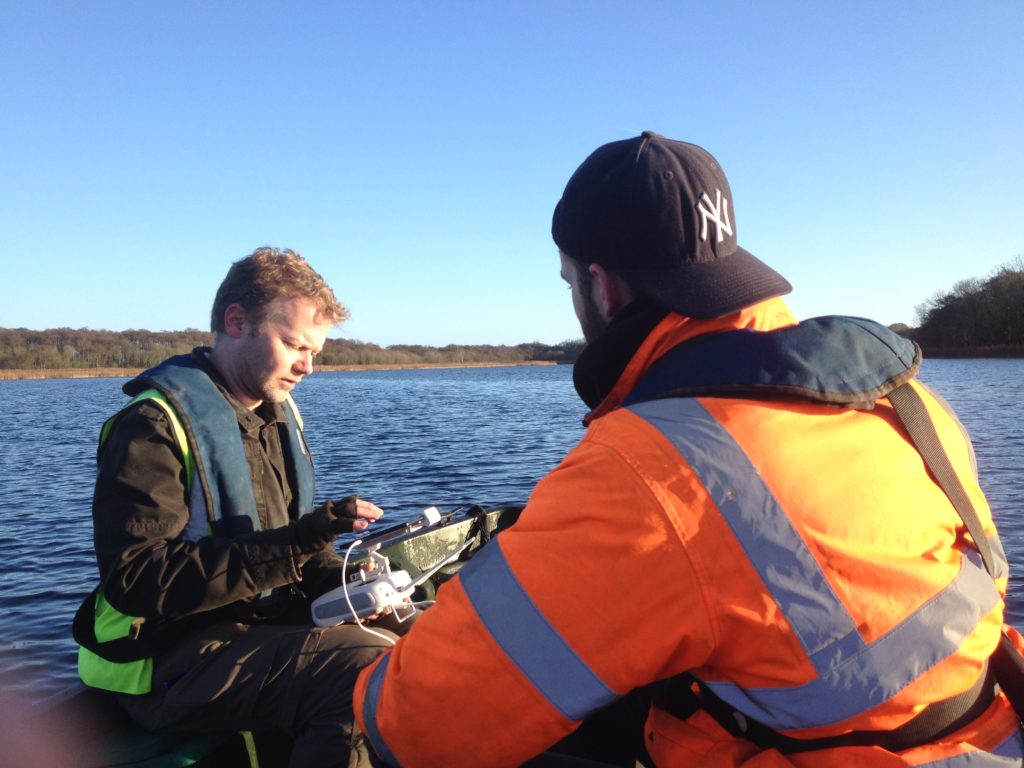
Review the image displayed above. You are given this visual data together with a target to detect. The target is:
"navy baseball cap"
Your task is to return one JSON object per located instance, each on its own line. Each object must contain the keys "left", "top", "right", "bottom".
{"left": 551, "top": 131, "right": 791, "bottom": 318}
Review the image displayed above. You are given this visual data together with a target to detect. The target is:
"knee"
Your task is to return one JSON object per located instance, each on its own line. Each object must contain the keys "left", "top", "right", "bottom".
{"left": 292, "top": 628, "right": 393, "bottom": 720}
{"left": 316, "top": 625, "right": 395, "bottom": 670}
{"left": 346, "top": 638, "right": 392, "bottom": 670}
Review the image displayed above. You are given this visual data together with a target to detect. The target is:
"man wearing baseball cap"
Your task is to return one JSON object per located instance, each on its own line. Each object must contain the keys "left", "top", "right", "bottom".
{"left": 353, "top": 133, "right": 1023, "bottom": 766}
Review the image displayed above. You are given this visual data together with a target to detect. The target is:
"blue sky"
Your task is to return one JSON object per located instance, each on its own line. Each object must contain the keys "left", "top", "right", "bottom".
{"left": 2, "top": 2, "right": 1021, "bottom": 347}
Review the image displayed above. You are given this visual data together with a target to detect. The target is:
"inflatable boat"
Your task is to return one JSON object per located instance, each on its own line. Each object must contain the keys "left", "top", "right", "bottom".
{"left": 42, "top": 504, "right": 524, "bottom": 767}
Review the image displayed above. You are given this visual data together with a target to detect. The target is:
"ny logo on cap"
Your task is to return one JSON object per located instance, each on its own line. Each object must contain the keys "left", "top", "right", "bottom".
{"left": 697, "top": 189, "right": 734, "bottom": 244}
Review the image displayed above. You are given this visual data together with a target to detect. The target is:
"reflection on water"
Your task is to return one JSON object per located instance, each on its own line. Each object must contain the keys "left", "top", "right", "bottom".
{"left": 0, "top": 359, "right": 1020, "bottom": 703}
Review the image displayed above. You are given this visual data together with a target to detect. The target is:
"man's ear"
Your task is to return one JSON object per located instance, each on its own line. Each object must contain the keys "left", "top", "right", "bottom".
{"left": 589, "top": 264, "right": 635, "bottom": 320}
{"left": 221, "top": 303, "right": 248, "bottom": 340}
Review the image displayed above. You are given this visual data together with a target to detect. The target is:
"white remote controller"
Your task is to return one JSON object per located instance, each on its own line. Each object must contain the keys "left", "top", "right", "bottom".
{"left": 311, "top": 506, "right": 444, "bottom": 627}
{"left": 311, "top": 568, "right": 413, "bottom": 626}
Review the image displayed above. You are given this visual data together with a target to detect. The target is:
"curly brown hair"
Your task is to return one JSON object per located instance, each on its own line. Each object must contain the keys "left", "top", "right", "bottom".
{"left": 211, "top": 247, "right": 349, "bottom": 335}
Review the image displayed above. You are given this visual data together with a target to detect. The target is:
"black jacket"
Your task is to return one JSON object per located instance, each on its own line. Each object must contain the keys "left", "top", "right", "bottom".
{"left": 89, "top": 349, "right": 344, "bottom": 655}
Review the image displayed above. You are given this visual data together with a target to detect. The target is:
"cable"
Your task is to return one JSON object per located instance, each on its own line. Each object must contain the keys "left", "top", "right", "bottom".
{"left": 341, "top": 539, "right": 397, "bottom": 647}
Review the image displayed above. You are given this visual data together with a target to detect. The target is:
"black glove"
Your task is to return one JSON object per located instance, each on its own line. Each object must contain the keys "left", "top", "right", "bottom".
{"left": 292, "top": 495, "right": 362, "bottom": 553}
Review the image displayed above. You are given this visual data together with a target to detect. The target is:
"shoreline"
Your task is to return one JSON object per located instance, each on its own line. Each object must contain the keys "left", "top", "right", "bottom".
{"left": 4, "top": 347, "right": 1023, "bottom": 381}
{"left": 0, "top": 360, "right": 560, "bottom": 381}
{"left": 920, "top": 345, "right": 1024, "bottom": 359}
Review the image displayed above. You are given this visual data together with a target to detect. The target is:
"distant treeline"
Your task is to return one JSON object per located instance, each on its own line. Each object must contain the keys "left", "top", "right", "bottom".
{"left": 897, "top": 257, "right": 1024, "bottom": 353}
{"left": 6, "top": 258, "right": 1021, "bottom": 371}
{"left": 0, "top": 327, "right": 587, "bottom": 370}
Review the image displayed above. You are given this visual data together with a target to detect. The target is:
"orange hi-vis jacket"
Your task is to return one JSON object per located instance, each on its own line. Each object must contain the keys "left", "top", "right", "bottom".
{"left": 354, "top": 299, "right": 1023, "bottom": 767}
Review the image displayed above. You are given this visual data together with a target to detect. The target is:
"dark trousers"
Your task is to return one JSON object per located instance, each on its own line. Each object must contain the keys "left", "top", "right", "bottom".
{"left": 117, "top": 620, "right": 396, "bottom": 768}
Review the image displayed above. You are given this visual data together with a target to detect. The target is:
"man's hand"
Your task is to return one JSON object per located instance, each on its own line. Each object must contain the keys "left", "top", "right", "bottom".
{"left": 293, "top": 495, "right": 384, "bottom": 553}
{"left": 320, "top": 496, "right": 383, "bottom": 532}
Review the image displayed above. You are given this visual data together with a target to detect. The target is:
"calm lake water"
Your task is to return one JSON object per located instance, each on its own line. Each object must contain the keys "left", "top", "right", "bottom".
{"left": 0, "top": 360, "right": 1021, "bottom": 705}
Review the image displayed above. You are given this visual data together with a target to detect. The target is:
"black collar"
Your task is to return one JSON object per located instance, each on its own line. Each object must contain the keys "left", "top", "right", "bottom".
{"left": 572, "top": 299, "right": 668, "bottom": 410}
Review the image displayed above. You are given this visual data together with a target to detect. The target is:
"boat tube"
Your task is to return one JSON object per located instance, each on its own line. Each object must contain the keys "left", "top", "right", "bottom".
{"left": 45, "top": 504, "right": 523, "bottom": 767}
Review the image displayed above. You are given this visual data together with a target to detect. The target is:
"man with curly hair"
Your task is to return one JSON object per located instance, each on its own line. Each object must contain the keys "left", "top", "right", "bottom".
{"left": 75, "top": 247, "right": 390, "bottom": 767}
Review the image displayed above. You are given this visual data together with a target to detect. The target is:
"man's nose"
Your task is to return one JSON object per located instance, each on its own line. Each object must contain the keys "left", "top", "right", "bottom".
{"left": 295, "top": 351, "right": 313, "bottom": 375}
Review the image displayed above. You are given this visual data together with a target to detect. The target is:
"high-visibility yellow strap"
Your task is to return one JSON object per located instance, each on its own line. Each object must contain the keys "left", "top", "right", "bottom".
{"left": 241, "top": 731, "right": 261, "bottom": 768}
{"left": 118, "top": 391, "right": 194, "bottom": 493}
{"left": 77, "top": 592, "right": 153, "bottom": 694}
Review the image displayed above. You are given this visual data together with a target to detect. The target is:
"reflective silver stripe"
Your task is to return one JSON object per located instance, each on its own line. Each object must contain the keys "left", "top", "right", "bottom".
{"left": 706, "top": 549, "right": 998, "bottom": 728}
{"left": 628, "top": 398, "right": 1001, "bottom": 730}
{"left": 362, "top": 655, "right": 402, "bottom": 767}
{"left": 460, "top": 540, "right": 618, "bottom": 721}
{"left": 628, "top": 399, "right": 862, "bottom": 668}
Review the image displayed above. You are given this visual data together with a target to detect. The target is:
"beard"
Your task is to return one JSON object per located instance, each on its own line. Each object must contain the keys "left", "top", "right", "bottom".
{"left": 578, "top": 291, "right": 610, "bottom": 343}
{"left": 233, "top": 339, "right": 292, "bottom": 406}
